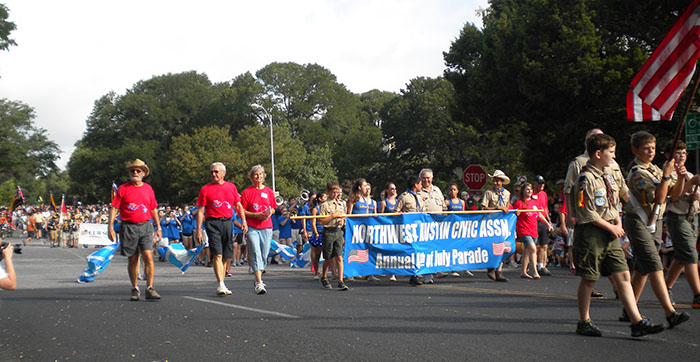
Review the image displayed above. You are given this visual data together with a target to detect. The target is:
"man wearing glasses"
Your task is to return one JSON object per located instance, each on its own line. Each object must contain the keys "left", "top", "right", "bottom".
{"left": 108, "top": 159, "right": 162, "bottom": 301}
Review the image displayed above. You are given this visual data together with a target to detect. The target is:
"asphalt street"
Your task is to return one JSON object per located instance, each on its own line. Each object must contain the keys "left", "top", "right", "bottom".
{"left": 0, "top": 241, "right": 698, "bottom": 362}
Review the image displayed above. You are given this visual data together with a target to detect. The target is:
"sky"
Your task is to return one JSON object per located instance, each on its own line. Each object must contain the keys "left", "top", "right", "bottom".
{"left": 0, "top": 0, "right": 488, "bottom": 170}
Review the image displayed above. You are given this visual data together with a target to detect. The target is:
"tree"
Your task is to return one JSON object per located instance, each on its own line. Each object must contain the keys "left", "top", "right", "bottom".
{"left": 0, "top": 4, "right": 16, "bottom": 53}
{"left": 443, "top": 0, "right": 689, "bottom": 181}
{"left": 0, "top": 99, "right": 60, "bottom": 186}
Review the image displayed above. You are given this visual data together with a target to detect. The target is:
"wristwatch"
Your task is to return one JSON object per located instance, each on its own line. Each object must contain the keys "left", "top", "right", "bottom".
{"left": 662, "top": 175, "right": 671, "bottom": 181}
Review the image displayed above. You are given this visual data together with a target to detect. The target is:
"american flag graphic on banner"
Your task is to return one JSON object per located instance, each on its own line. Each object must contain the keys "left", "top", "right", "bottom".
{"left": 492, "top": 241, "right": 511, "bottom": 256}
{"left": 348, "top": 249, "right": 369, "bottom": 263}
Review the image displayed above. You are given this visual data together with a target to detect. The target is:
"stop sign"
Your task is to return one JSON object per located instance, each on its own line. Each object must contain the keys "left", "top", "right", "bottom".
{"left": 463, "top": 165, "right": 487, "bottom": 191}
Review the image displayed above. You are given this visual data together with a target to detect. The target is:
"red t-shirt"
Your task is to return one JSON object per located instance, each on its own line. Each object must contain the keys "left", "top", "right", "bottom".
{"left": 514, "top": 199, "right": 539, "bottom": 238}
{"left": 196, "top": 182, "right": 241, "bottom": 219}
{"left": 532, "top": 190, "right": 549, "bottom": 218}
{"left": 241, "top": 185, "right": 276, "bottom": 229}
{"left": 111, "top": 182, "right": 158, "bottom": 223}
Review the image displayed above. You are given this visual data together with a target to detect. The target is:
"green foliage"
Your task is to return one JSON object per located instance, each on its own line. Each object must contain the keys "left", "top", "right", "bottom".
{"left": 0, "top": 4, "right": 16, "bottom": 52}
{"left": 0, "top": 99, "right": 60, "bottom": 187}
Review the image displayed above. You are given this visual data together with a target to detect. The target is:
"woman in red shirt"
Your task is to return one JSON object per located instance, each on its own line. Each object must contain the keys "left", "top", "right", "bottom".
{"left": 515, "top": 183, "right": 552, "bottom": 279}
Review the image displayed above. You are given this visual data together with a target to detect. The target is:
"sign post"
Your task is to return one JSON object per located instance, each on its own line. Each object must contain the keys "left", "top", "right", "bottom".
{"left": 463, "top": 165, "right": 487, "bottom": 195}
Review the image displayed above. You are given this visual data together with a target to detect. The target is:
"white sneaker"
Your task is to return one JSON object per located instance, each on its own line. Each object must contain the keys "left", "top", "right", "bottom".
{"left": 366, "top": 275, "right": 380, "bottom": 282}
{"left": 217, "top": 285, "right": 232, "bottom": 296}
{"left": 313, "top": 273, "right": 320, "bottom": 280}
{"left": 450, "top": 272, "right": 460, "bottom": 277}
{"left": 254, "top": 282, "right": 267, "bottom": 295}
{"left": 389, "top": 275, "right": 397, "bottom": 281}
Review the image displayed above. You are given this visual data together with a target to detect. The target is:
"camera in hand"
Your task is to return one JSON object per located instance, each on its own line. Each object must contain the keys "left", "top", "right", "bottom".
{"left": 0, "top": 242, "right": 22, "bottom": 260}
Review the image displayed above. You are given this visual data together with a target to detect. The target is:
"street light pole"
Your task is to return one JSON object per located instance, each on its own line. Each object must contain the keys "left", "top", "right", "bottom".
{"left": 252, "top": 104, "right": 276, "bottom": 193}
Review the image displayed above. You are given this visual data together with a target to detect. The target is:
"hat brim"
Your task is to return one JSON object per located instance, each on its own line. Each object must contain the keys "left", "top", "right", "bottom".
{"left": 488, "top": 174, "right": 511, "bottom": 185}
{"left": 126, "top": 164, "right": 150, "bottom": 177}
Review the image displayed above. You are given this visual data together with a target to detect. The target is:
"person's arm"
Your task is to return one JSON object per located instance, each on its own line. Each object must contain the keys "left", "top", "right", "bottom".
{"left": 346, "top": 201, "right": 354, "bottom": 215}
{"left": 0, "top": 246, "right": 16, "bottom": 290}
{"left": 311, "top": 207, "right": 320, "bottom": 237}
{"left": 654, "top": 159, "right": 676, "bottom": 204}
{"left": 107, "top": 207, "right": 118, "bottom": 242}
{"left": 195, "top": 206, "right": 205, "bottom": 243}
{"left": 151, "top": 209, "right": 162, "bottom": 242}
{"left": 379, "top": 200, "right": 386, "bottom": 213}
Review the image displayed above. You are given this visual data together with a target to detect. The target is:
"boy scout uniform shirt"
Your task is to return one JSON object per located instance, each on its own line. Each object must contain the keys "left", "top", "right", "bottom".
{"left": 318, "top": 199, "right": 345, "bottom": 228}
{"left": 565, "top": 153, "right": 626, "bottom": 219}
{"left": 396, "top": 191, "right": 422, "bottom": 212}
{"left": 623, "top": 157, "right": 674, "bottom": 218}
{"left": 418, "top": 186, "right": 446, "bottom": 212}
{"left": 481, "top": 188, "right": 511, "bottom": 209}
{"left": 575, "top": 162, "right": 621, "bottom": 224}
{"left": 666, "top": 171, "right": 699, "bottom": 215}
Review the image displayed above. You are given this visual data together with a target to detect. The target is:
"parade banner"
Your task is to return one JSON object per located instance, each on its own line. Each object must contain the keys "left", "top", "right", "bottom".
{"left": 78, "top": 223, "right": 112, "bottom": 245}
{"left": 343, "top": 212, "right": 516, "bottom": 278}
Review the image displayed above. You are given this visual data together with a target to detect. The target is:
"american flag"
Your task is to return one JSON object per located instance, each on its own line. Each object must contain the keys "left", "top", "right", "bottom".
{"left": 348, "top": 249, "right": 369, "bottom": 263}
{"left": 492, "top": 242, "right": 508, "bottom": 256}
{"left": 627, "top": 1, "right": 700, "bottom": 121}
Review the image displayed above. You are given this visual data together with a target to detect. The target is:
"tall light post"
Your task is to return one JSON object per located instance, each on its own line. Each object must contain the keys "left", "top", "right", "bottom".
{"left": 251, "top": 104, "right": 276, "bottom": 193}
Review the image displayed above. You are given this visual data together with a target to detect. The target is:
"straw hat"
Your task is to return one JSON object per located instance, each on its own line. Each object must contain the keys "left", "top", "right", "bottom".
{"left": 488, "top": 170, "right": 510, "bottom": 185}
{"left": 125, "top": 158, "right": 150, "bottom": 177}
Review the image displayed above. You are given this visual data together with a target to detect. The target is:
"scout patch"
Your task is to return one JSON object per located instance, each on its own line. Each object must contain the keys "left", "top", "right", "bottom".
{"left": 594, "top": 188, "right": 606, "bottom": 197}
{"left": 605, "top": 174, "right": 616, "bottom": 187}
{"left": 594, "top": 197, "right": 606, "bottom": 207}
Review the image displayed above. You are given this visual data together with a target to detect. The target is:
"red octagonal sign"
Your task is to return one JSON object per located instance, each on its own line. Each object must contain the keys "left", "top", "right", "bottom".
{"left": 463, "top": 164, "right": 487, "bottom": 191}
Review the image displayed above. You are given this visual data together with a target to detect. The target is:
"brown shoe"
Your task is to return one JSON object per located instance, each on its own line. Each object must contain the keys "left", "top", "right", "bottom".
{"left": 145, "top": 287, "right": 161, "bottom": 300}
{"left": 130, "top": 288, "right": 140, "bottom": 301}
{"left": 495, "top": 270, "right": 508, "bottom": 282}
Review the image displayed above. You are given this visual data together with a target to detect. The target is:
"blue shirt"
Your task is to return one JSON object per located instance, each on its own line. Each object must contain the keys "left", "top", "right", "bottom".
{"left": 352, "top": 198, "right": 375, "bottom": 214}
{"left": 180, "top": 213, "right": 195, "bottom": 235}
{"left": 232, "top": 213, "right": 243, "bottom": 234}
{"left": 383, "top": 198, "right": 397, "bottom": 213}
{"left": 279, "top": 213, "right": 292, "bottom": 239}
{"left": 447, "top": 198, "right": 463, "bottom": 211}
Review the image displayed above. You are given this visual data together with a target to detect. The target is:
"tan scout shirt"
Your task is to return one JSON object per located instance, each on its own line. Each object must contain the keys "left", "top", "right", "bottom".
{"left": 481, "top": 187, "right": 511, "bottom": 209}
{"left": 396, "top": 191, "right": 423, "bottom": 213}
{"left": 318, "top": 199, "right": 345, "bottom": 228}
{"left": 565, "top": 153, "right": 626, "bottom": 219}
{"left": 666, "top": 171, "right": 699, "bottom": 215}
{"left": 624, "top": 158, "right": 674, "bottom": 218}
{"left": 575, "top": 162, "right": 620, "bottom": 224}
{"left": 418, "top": 185, "right": 446, "bottom": 212}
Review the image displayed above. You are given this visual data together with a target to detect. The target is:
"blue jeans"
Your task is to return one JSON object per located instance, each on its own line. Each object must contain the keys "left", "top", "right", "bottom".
{"left": 247, "top": 227, "right": 272, "bottom": 272}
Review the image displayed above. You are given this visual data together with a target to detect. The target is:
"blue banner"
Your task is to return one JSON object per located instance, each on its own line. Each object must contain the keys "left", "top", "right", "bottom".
{"left": 343, "top": 212, "right": 516, "bottom": 277}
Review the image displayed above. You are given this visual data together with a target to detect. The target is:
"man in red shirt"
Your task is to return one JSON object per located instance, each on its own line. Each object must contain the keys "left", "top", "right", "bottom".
{"left": 108, "top": 159, "right": 162, "bottom": 301}
{"left": 195, "top": 162, "right": 248, "bottom": 296}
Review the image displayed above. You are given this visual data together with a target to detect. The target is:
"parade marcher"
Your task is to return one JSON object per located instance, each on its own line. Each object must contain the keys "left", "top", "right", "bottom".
{"left": 482, "top": 170, "right": 512, "bottom": 281}
{"left": 347, "top": 178, "right": 380, "bottom": 282}
{"left": 195, "top": 162, "right": 248, "bottom": 296}
{"left": 622, "top": 131, "right": 690, "bottom": 328}
{"left": 662, "top": 140, "right": 700, "bottom": 308}
{"left": 417, "top": 169, "right": 445, "bottom": 284}
{"left": 532, "top": 175, "right": 553, "bottom": 276}
{"left": 318, "top": 181, "right": 349, "bottom": 291}
{"left": 179, "top": 206, "right": 196, "bottom": 250}
{"left": 379, "top": 182, "right": 397, "bottom": 213}
{"left": 309, "top": 192, "right": 326, "bottom": 279}
{"left": 396, "top": 175, "right": 425, "bottom": 286}
{"left": 514, "top": 183, "right": 550, "bottom": 279}
{"left": 108, "top": 159, "right": 162, "bottom": 301}
{"left": 573, "top": 134, "right": 665, "bottom": 337}
{"left": 240, "top": 164, "right": 275, "bottom": 295}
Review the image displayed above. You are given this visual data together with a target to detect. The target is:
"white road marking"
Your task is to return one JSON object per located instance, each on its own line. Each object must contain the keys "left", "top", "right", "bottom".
{"left": 183, "top": 296, "right": 301, "bottom": 319}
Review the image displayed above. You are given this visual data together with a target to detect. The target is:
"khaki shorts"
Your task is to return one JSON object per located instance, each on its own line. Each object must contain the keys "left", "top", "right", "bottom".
{"left": 624, "top": 215, "right": 663, "bottom": 275}
{"left": 665, "top": 212, "right": 699, "bottom": 264}
{"left": 322, "top": 227, "right": 344, "bottom": 259}
{"left": 572, "top": 223, "right": 628, "bottom": 281}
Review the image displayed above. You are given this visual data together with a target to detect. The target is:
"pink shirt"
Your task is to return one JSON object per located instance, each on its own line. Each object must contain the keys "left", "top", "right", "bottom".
{"left": 514, "top": 199, "right": 539, "bottom": 238}
{"left": 196, "top": 182, "right": 241, "bottom": 219}
{"left": 241, "top": 185, "right": 276, "bottom": 229}
{"left": 111, "top": 182, "right": 158, "bottom": 223}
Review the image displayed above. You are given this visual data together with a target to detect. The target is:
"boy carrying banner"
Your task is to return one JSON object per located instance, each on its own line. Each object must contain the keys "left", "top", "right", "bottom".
{"left": 573, "top": 134, "right": 664, "bottom": 337}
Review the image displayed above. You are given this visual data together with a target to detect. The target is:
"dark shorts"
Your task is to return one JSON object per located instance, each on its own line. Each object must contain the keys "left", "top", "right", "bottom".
{"left": 322, "top": 227, "right": 344, "bottom": 259}
{"left": 233, "top": 232, "right": 245, "bottom": 245}
{"left": 572, "top": 223, "right": 628, "bottom": 281}
{"left": 119, "top": 222, "right": 154, "bottom": 257}
{"left": 309, "top": 234, "right": 323, "bottom": 247}
{"left": 623, "top": 215, "right": 663, "bottom": 275}
{"left": 665, "top": 212, "right": 699, "bottom": 264}
{"left": 205, "top": 218, "right": 233, "bottom": 259}
{"left": 536, "top": 220, "right": 549, "bottom": 246}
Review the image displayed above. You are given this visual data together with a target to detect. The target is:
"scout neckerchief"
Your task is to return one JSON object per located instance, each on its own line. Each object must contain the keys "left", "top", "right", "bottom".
{"left": 407, "top": 189, "right": 421, "bottom": 210}
{"left": 602, "top": 172, "right": 615, "bottom": 207}
{"left": 494, "top": 187, "right": 505, "bottom": 206}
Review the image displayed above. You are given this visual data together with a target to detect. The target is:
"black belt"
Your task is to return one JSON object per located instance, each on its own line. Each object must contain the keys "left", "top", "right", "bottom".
{"left": 206, "top": 217, "right": 231, "bottom": 222}
{"left": 122, "top": 220, "right": 149, "bottom": 226}
{"left": 324, "top": 226, "right": 341, "bottom": 231}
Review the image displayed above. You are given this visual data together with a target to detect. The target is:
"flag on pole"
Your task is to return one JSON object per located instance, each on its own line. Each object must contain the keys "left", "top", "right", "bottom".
{"left": 60, "top": 194, "right": 67, "bottom": 223}
{"left": 627, "top": 1, "right": 700, "bottom": 121}
{"left": 111, "top": 181, "right": 118, "bottom": 202}
{"left": 50, "top": 192, "right": 57, "bottom": 210}
{"left": 10, "top": 186, "right": 24, "bottom": 212}
{"left": 163, "top": 242, "right": 206, "bottom": 273}
{"left": 76, "top": 242, "right": 120, "bottom": 283}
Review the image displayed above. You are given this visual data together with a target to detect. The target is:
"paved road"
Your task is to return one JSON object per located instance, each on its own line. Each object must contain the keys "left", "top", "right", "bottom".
{"left": 1, "top": 241, "right": 698, "bottom": 361}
